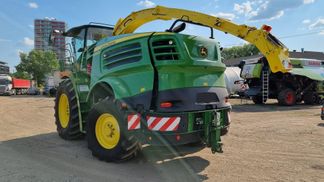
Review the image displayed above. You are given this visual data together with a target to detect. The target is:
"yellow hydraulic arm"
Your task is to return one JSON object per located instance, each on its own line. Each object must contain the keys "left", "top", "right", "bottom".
{"left": 113, "top": 6, "right": 291, "bottom": 73}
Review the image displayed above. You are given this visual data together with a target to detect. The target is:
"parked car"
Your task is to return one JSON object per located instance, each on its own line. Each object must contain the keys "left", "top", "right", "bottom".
{"left": 27, "top": 87, "right": 40, "bottom": 95}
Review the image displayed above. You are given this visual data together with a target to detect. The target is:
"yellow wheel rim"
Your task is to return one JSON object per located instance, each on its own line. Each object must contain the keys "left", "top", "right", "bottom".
{"left": 58, "top": 93, "right": 70, "bottom": 128}
{"left": 95, "top": 113, "right": 120, "bottom": 149}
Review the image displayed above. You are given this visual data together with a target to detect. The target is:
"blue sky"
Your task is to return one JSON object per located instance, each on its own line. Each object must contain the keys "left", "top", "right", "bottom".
{"left": 1, "top": 0, "right": 324, "bottom": 71}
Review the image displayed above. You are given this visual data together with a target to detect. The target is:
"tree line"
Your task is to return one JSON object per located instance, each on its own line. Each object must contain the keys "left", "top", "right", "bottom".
{"left": 221, "top": 44, "right": 260, "bottom": 60}
{"left": 12, "top": 50, "right": 59, "bottom": 86}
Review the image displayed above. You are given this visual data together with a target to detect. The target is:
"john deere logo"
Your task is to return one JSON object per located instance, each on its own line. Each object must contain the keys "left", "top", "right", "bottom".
{"left": 199, "top": 47, "right": 208, "bottom": 57}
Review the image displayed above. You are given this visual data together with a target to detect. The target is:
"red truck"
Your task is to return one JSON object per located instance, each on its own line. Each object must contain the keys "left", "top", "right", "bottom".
{"left": 0, "top": 75, "right": 32, "bottom": 95}
{"left": 12, "top": 78, "right": 31, "bottom": 95}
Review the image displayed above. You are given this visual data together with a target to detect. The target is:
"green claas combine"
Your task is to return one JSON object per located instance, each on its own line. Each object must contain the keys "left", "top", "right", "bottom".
{"left": 54, "top": 6, "right": 291, "bottom": 162}
{"left": 241, "top": 57, "right": 324, "bottom": 105}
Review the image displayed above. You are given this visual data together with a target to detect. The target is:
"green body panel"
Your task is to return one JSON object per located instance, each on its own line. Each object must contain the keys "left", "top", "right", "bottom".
{"left": 151, "top": 34, "right": 226, "bottom": 90}
{"left": 290, "top": 68, "right": 324, "bottom": 81}
{"left": 241, "top": 63, "right": 262, "bottom": 79}
{"left": 187, "top": 113, "right": 195, "bottom": 132}
{"left": 89, "top": 36, "right": 154, "bottom": 100}
{"left": 88, "top": 33, "right": 226, "bottom": 100}
{"left": 289, "top": 58, "right": 324, "bottom": 81}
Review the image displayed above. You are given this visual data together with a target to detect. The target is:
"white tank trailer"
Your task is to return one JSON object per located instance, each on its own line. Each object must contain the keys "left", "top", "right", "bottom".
{"left": 224, "top": 67, "right": 248, "bottom": 97}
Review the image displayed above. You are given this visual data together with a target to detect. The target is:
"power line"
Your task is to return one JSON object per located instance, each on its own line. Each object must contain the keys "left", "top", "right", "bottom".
{"left": 279, "top": 29, "right": 324, "bottom": 39}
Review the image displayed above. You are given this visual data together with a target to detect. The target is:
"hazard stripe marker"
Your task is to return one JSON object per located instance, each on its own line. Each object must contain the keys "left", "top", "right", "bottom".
{"left": 127, "top": 114, "right": 140, "bottom": 130}
{"left": 146, "top": 116, "right": 181, "bottom": 131}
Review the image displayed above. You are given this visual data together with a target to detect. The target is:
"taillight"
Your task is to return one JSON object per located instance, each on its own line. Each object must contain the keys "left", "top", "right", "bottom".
{"left": 160, "top": 102, "right": 173, "bottom": 108}
{"left": 87, "top": 64, "right": 92, "bottom": 75}
{"left": 225, "top": 96, "right": 229, "bottom": 103}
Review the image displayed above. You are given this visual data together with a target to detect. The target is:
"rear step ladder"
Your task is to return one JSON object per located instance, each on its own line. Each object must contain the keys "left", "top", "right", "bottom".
{"left": 262, "top": 70, "right": 269, "bottom": 103}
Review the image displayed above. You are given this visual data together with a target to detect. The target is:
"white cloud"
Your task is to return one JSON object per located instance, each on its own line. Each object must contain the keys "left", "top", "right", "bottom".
{"left": 23, "top": 37, "right": 34, "bottom": 46}
{"left": 309, "top": 18, "right": 324, "bottom": 29}
{"left": 28, "top": 2, "right": 38, "bottom": 9}
{"left": 17, "top": 49, "right": 24, "bottom": 56}
{"left": 44, "top": 17, "right": 56, "bottom": 21}
{"left": 303, "top": 0, "right": 315, "bottom": 4}
{"left": 28, "top": 24, "right": 34, "bottom": 29}
{"left": 302, "top": 19, "right": 311, "bottom": 24}
{"left": 240, "top": 0, "right": 313, "bottom": 21}
{"left": 137, "top": 0, "right": 155, "bottom": 8}
{"left": 267, "top": 10, "right": 284, "bottom": 20}
{"left": 234, "top": 1, "right": 252, "bottom": 16}
{"left": 319, "top": 30, "right": 324, "bottom": 35}
{"left": 211, "top": 12, "right": 236, "bottom": 20}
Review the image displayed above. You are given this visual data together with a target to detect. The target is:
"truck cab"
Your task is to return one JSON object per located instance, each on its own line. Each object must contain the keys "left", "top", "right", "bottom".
{"left": 0, "top": 74, "right": 12, "bottom": 95}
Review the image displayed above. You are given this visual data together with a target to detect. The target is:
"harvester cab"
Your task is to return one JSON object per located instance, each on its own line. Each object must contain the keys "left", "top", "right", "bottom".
{"left": 53, "top": 23, "right": 114, "bottom": 77}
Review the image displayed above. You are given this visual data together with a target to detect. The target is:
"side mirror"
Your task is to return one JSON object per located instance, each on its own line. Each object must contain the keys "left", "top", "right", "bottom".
{"left": 171, "top": 23, "right": 186, "bottom": 33}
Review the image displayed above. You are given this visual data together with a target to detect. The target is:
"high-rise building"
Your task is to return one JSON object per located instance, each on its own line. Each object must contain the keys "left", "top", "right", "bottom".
{"left": 34, "top": 18, "right": 66, "bottom": 61}
{"left": 0, "top": 61, "right": 9, "bottom": 74}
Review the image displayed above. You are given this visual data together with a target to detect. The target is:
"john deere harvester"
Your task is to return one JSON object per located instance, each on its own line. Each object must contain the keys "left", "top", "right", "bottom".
{"left": 54, "top": 6, "right": 291, "bottom": 162}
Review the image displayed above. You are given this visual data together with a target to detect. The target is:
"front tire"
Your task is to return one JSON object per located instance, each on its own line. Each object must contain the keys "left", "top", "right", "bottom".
{"left": 86, "top": 98, "right": 140, "bottom": 162}
{"left": 54, "top": 79, "right": 83, "bottom": 140}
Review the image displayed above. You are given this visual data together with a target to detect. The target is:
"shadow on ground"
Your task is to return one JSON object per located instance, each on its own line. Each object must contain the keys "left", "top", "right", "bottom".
{"left": 318, "top": 123, "right": 324, "bottom": 127}
{"left": 232, "top": 102, "right": 319, "bottom": 113}
{"left": 0, "top": 132, "right": 210, "bottom": 181}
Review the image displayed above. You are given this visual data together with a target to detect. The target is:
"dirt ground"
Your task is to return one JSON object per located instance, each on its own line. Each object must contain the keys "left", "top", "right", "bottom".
{"left": 0, "top": 96, "right": 323, "bottom": 182}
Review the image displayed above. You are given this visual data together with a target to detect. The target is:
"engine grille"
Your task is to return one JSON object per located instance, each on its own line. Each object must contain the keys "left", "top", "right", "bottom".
{"left": 152, "top": 39, "right": 179, "bottom": 61}
{"left": 0, "top": 86, "right": 6, "bottom": 94}
{"left": 102, "top": 43, "right": 142, "bottom": 69}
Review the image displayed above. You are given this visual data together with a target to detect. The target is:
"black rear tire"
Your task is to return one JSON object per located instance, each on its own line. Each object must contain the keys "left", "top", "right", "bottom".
{"left": 303, "top": 92, "right": 318, "bottom": 105}
{"left": 277, "top": 88, "right": 296, "bottom": 106}
{"left": 54, "top": 79, "right": 83, "bottom": 140}
{"left": 252, "top": 95, "right": 264, "bottom": 104}
{"left": 86, "top": 98, "right": 140, "bottom": 162}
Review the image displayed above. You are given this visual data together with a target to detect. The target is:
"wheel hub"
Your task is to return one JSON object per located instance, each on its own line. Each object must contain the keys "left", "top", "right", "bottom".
{"left": 58, "top": 93, "right": 70, "bottom": 128}
{"left": 95, "top": 113, "right": 120, "bottom": 149}
{"left": 286, "top": 92, "right": 293, "bottom": 104}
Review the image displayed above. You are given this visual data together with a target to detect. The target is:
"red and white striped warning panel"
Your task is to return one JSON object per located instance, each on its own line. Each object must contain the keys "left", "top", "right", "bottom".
{"left": 146, "top": 116, "right": 181, "bottom": 131}
{"left": 128, "top": 114, "right": 140, "bottom": 130}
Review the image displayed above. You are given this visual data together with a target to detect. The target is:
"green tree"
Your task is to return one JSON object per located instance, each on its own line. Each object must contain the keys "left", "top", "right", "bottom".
{"left": 10, "top": 71, "right": 31, "bottom": 80}
{"left": 15, "top": 50, "right": 59, "bottom": 85}
{"left": 221, "top": 44, "right": 260, "bottom": 60}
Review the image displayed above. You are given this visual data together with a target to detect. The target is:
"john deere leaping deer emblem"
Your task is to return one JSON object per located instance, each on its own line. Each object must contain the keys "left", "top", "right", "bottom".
{"left": 200, "top": 46, "right": 208, "bottom": 58}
